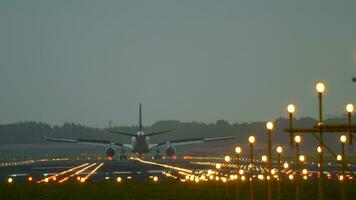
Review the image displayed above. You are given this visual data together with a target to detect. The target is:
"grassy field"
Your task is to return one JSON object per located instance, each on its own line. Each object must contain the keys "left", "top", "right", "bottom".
{"left": 1, "top": 180, "right": 355, "bottom": 200}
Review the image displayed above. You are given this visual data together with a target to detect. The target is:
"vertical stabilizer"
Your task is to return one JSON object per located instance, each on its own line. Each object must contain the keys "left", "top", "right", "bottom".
{"left": 139, "top": 103, "right": 143, "bottom": 132}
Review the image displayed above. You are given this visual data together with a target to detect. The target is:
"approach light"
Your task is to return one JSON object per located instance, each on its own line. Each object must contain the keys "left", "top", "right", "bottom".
{"left": 315, "top": 82, "right": 326, "bottom": 93}
{"left": 276, "top": 146, "right": 283, "bottom": 154}
{"left": 317, "top": 146, "right": 322, "bottom": 153}
{"left": 248, "top": 136, "right": 255, "bottom": 144}
{"left": 261, "top": 155, "right": 267, "bottom": 162}
{"left": 266, "top": 121, "right": 274, "bottom": 130}
{"left": 7, "top": 177, "right": 13, "bottom": 183}
{"left": 302, "top": 169, "right": 308, "bottom": 175}
{"left": 287, "top": 104, "right": 296, "bottom": 114}
{"left": 340, "top": 135, "right": 347, "bottom": 144}
{"left": 337, "top": 155, "right": 342, "bottom": 161}
{"left": 153, "top": 176, "right": 158, "bottom": 182}
{"left": 346, "top": 104, "right": 354, "bottom": 113}
{"left": 239, "top": 169, "right": 244, "bottom": 175}
{"left": 224, "top": 156, "right": 231, "bottom": 162}
{"left": 235, "top": 147, "right": 242, "bottom": 154}
{"left": 288, "top": 174, "right": 294, "bottom": 180}
{"left": 299, "top": 155, "right": 305, "bottom": 162}
{"left": 294, "top": 135, "right": 301, "bottom": 144}
{"left": 283, "top": 162, "right": 289, "bottom": 169}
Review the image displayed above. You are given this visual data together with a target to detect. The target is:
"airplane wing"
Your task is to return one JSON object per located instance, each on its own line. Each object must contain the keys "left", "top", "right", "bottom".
{"left": 150, "top": 135, "right": 235, "bottom": 149}
{"left": 43, "top": 135, "right": 131, "bottom": 149}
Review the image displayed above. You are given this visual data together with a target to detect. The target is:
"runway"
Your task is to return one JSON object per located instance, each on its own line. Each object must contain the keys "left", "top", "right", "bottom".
{"left": 1, "top": 156, "right": 355, "bottom": 184}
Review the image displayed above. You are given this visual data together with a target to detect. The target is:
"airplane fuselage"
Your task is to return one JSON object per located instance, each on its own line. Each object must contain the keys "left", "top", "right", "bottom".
{"left": 130, "top": 132, "right": 150, "bottom": 154}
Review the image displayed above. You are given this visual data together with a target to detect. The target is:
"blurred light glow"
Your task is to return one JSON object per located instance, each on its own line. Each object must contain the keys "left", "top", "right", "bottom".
{"left": 287, "top": 104, "right": 296, "bottom": 114}
{"left": 346, "top": 104, "right": 354, "bottom": 113}
{"left": 276, "top": 146, "right": 283, "bottom": 154}
{"left": 294, "top": 135, "right": 301, "bottom": 144}
{"left": 235, "top": 146, "right": 242, "bottom": 154}
{"left": 249, "top": 136, "right": 255, "bottom": 144}
{"left": 315, "top": 82, "right": 326, "bottom": 93}
{"left": 266, "top": 121, "right": 274, "bottom": 130}
{"left": 340, "top": 135, "right": 347, "bottom": 143}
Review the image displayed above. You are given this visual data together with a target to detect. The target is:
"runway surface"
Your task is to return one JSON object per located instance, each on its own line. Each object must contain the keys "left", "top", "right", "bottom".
{"left": 1, "top": 156, "right": 355, "bottom": 184}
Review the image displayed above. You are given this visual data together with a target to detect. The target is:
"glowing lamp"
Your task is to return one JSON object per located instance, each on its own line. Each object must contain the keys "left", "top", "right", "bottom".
{"left": 266, "top": 121, "right": 274, "bottom": 130}
{"left": 340, "top": 135, "right": 347, "bottom": 144}
{"left": 248, "top": 136, "right": 255, "bottom": 144}
{"left": 235, "top": 146, "right": 242, "bottom": 154}
{"left": 287, "top": 104, "right": 296, "bottom": 114}
{"left": 315, "top": 82, "right": 326, "bottom": 93}
{"left": 276, "top": 146, "right": 283, "bottom": 154}
{"left": 346, "top": 104, "right": 354, "bottom": 113}
{"left": 294, "top": 135, "right": 301, "bottom": 144}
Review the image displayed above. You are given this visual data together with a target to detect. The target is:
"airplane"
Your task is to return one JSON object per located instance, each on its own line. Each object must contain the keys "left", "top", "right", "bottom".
{"left": 44, "top": 103, "right": 235, "bottom": 160}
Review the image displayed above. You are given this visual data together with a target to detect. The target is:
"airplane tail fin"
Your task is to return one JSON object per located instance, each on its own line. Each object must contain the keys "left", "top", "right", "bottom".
{"left": 139, "top": 103, "right": 143, "bottom": 132}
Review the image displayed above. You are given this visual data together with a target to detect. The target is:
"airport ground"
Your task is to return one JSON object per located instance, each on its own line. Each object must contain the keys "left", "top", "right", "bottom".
{"left": 1, "top": 179, "right": 356, "bottom": 200}
{"left": 0, "top": 156, "right": 355, "bottom": 200}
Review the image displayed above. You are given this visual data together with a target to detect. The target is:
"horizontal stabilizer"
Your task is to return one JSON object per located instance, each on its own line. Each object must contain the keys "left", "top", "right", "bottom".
{"left": 108, "top": 130, "right": 136, "bottom": 137}
{"left": 145, "top": 130, "right": 172, "bottom": 137}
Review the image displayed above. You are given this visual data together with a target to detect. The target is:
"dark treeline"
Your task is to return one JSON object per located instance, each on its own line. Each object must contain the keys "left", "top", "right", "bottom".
{"left": 0, "top": 117, "right": 353, "bottom": 153}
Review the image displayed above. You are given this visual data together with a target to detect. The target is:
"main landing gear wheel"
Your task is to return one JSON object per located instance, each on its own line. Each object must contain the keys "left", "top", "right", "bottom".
{"left": 153, "top": 155, "right": 162, "bottom": 160}
{"left": 120, "top": 149, "right": 127, "bottom": 160}
{"left": 120, "top": 155, "right": 127, "bottom": 160}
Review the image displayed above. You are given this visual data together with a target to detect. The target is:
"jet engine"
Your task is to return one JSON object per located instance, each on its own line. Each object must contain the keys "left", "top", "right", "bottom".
{"left": 105, "top": 147, "right": 115, "bottom": 157}
{"left": 165, "top": 146, "right": 176, "bottom": 157}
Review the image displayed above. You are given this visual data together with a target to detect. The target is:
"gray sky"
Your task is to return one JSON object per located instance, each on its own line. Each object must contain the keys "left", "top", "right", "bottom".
{"left": 1, "top": 0, "right": 356, "bottom": 127}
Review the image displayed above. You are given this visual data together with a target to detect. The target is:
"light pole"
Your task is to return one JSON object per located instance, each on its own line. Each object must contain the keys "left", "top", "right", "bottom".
{"left": 346, "top": 104, "right": 353, "bottom": 148}
{"left": 224, "top": 156, "right": 231, "bottom": 197}
{"left": 315, "top": 82, "right": 325, "bottom": 200}
{"left": 294, "top": 135, "right": 301, "bottom": 200}
{"left": 276, "top": 146, "right": 283, "bottom": 200}
{"left": 249, "top": 136, "right": 255, "bottom": 200}
{"left": 235, "top": 146, "right": 242, "bottom": 200}
{"left": 340, "top": 135, "right": 347, "bottom": 200}
{"left": 266, "top": 121, "right": 274, "bottom": 200}
{"left": 287, "top": 104, "right": 296, "bottom": 146}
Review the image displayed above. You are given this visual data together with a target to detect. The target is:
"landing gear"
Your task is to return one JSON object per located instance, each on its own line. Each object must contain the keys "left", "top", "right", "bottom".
{"left": 153, "top": 148, "right": 162, "bottom": 160}
{"left": 120, "top": 149, "right": 127, "bottom": 160}
{"left": 153, "top": 155, "right": 162, "bottom": 159}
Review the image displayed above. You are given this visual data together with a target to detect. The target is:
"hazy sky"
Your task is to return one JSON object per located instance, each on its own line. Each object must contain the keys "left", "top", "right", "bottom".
{"left": 1, "top": 0, "right": 356, "bottom": 127}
